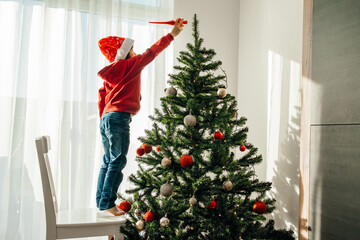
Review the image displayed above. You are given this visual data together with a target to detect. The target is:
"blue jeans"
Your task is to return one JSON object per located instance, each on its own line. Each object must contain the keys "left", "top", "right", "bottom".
{"left": 96, "top": 111, "right": 131, "bottom": 210}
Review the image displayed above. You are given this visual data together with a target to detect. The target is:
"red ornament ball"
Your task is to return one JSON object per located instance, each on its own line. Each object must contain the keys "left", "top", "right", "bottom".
{"left": 253, "top": 201, "right": 267, "bottom": 214}
{"left": 207, "top": 200, "right": 217, "bottom": 209}
{"left": 180, "top": 154, "right": 193, "bottom": 168}
{"left": 144, "top": 211, "right": 155, "bottom": 222}
{"left": 117, "top": 200, "right": 131, "bottom": 213}
{"left": 142, "top": 144, "right": 152, "bottom": 154}
{"left": 213, "top": 131, "right": 223, "bottom": 140}
{"left": 136, "top": 147, "right": 145, "bottom": 156}
{"left": 156, "top": 145, "right": 161, "bottom": 152}
{"left": 240, "top": 145, "right": 246, "bottom": 152}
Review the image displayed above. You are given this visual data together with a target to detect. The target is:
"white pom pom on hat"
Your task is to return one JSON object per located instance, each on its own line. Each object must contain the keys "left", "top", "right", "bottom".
{"left": 115, "top": 38, "right": 135, "bottom": 61}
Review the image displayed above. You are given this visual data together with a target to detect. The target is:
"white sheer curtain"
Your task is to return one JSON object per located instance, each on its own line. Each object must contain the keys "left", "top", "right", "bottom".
{"left": 0, "top": 0, "right": 173, "bottom": 239}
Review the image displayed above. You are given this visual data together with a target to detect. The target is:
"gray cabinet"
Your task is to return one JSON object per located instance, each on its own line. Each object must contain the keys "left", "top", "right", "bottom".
{"left": 309, "top": 0, "right": 360, "bottom": 239}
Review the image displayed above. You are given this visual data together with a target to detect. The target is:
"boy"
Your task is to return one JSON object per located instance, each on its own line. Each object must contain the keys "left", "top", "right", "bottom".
{"left": 96, "top": 19, "right": 184, "bottom": 216}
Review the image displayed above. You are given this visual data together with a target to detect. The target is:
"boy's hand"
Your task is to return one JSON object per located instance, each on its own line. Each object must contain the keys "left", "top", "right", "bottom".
{"left": 170, "top": 18, "right": 184, "bottom": 38}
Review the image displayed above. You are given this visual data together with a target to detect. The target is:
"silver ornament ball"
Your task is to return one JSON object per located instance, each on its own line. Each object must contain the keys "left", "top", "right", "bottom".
{"left": 161, "top": 157, "right": 172, "bottom": 168}
{"left": 217, "top": 88, "right": 227, "bottom": 98}
{"left": 136, "top": 220, "right": 145, "bottom": 231}
{"left": 134, "top": 208, "right": 141, "bottom": 216}
{"left": 184, "top": 114, "right": 196, "bottom": 126}
{"left": 222, "top": 180, "right": 233, "bottom": 191}
{"left": 166, "top": 86, "right": 177, "bottom": 96}
{"left": 160, "top": 217, "right": 170, "bottom": 227}
{"left": 160, "top": 183, "right": 174, "bottom": 197}
{"left": 189, "top": 197, "right": 197, "bottom": 206}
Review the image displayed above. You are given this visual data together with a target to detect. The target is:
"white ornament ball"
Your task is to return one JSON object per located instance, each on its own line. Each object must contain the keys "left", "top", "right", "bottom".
{"left": 161, "top": 157, "right": 172, "bottom": 168}
{"left": 166, "top": 86, "right": 177, "bottom": 96}
{"left": 136, "top": 220, "right": 145, "bottom": 231}
{"left": 222, "top": 180, "right": 233, "bottom": 191}
{"left": 160, "top": 217, "right": 170, "bottom": 227}
{"left": 160, "top": 183, "right": 174, "bottom": 197}
{"left": 184, "top": 114, "right": 196, "bottom": 126}
{"left": 217, "top": 88, "right": 227, "bottom": 98}
{"left": 189, "top": 197, "right": 197, "bottom": 206}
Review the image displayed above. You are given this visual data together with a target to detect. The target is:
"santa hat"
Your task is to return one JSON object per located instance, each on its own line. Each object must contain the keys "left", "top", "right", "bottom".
{"left": 98, "top": 36, "right": 135, "bottom": 62}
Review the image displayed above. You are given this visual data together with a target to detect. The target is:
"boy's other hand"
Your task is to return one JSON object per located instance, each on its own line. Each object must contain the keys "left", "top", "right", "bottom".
{"left": 170, "top": 18, "right": 184, "bottom": 38}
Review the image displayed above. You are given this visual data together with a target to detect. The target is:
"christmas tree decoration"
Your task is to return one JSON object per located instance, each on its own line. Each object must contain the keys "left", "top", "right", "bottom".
{"left": 253, "top": 201, "right": 267, "bottom": 214}
{"left": 184, "top": 113, "right": 196, "bottom": 126}
{"left": 166, "top": 86, "right": 177, "bottom": 96}
{"left": 134, "top": 208, "right": 141, "bottom": 216}
{"left": 189, "top": 196, "right": 197, "bottom": 206}
{"left": 180, "top": 154, "right": 193, "bottom": 168}
{"left": 160, "top": 216, "right": 170, "bottom": 227}
{"left": 160, "top": 183, "right": 174, "bottom": 197}
{"left": 217, "top": 88, "right": 227, "bottom": 98}
{"left": 161, "top": 157, "right": 172, "bottom": 168}
{"left": 149, "top": 19, "right": 188, "bottom": 26}
{"left": 121, "top": 14, "right": 294, "bottom": 240}
{"left": 136, "top": 220, "right": 145, "bottom": 231}
{"left": 222, "top": 180, "right": 233, "bottom": 191}
{"left": 207, "top": 200, "right": 217, "bottom": 210}
{"left": 156, "top": 145, "right": 161, "bottom": 152}
{"left": 233, "top": 111, "right": 237, "bottom": 118}
{"left": 240, "top": 145, "right": 246, "bottom": 152}
{"left": 213, "top": 131, "right": 223, "bottom": 140}
{"left": 136, "top": 147, "right": 145, "bottom": 156}
{"left": 118, "top": 200, "right": 131, "bottom": 213}
{"left": 144, "top": 211, "right": 155, "bottom": 222}
{"left": 142, "top": 144, "right": 152, "bottom": 154}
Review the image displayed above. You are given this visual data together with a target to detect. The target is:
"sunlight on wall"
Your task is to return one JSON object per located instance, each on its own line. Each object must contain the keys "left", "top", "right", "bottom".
{"left": 266, "top": 50, "right": 301, "bottom": 237}
{"left": 266, "top": 50, "right": 283, "bottom": 179}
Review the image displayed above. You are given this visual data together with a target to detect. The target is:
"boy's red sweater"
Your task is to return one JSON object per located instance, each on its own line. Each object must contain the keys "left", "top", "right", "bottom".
{"left": 97, "top": 33, "right": 174, "bottom": 118}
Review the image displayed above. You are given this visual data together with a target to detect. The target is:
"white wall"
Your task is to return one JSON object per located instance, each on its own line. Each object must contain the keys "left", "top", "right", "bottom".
{"left": 173, "top": 0, "right": 240, "bottom": 96}
{"left": 174, "top": 0, "right": 303, "bottom": 237}
{"left": 238, "top": 0, "right": 303, "bottom": 237}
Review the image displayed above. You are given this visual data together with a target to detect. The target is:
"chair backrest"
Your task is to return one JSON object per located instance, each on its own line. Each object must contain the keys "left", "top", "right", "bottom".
{"left": 35, "top": 136, "right": 58, "bottom": 229}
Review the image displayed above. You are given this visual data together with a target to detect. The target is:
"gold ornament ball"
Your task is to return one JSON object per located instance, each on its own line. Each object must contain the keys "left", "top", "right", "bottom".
{"left": 160, "top": 183, "right": 174, "bottom": 197}
{"left": 161, "top": 157, "right": 172, "bottom": 168}
{"left": 184, "top": 114, "right": 197, "bottom": 126}
{"left": 160, "top": 217, "right": 170, "bottom": 227}
{"left": 222, "top": 180, "right": 233, "bottom": 191}
{"left": 217, "top": 88, "right": 227, "bottom": 98}
{"left": 136, "top": 220, "right": 145, "bottom": 231}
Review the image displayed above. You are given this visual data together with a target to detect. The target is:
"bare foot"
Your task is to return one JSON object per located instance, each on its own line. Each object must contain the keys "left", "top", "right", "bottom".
{"left": 106, "top": 206, "right": 125, "bottom": 216}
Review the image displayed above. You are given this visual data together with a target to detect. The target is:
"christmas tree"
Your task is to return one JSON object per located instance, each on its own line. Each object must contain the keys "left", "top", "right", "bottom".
{"left": 119, "top": 14, "right": 294, "bottom": 240}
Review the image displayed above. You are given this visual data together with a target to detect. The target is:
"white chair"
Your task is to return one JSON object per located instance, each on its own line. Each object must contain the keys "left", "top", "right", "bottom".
{"left": 35, "top": 136, "right": 126, "bottom": 240}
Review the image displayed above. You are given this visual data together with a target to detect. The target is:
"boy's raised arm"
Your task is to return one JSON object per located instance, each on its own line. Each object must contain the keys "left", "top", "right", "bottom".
{"left": 137, "top": 18, "right": 185, "bottom": 69}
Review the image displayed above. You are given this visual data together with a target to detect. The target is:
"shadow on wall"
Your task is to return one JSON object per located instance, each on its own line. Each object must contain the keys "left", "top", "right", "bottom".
{"left": 270, "top": 105, "right": 300, "bottom": 236}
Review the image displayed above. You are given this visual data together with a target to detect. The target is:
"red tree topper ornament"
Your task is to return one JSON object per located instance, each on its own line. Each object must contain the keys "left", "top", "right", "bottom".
{"left": 240, "top": 145, "right": 246, "bottom": 152}
{"left": 142, "top": 144, "right": 152, "bottom": 154}
{"left": 180, "top": 154, "right": 193, "bottom": 168}
{"left": 253, "top": 201, "right": 267, "bottom": 214}
{"left": 149, "top": 19, "right": 188, "bottom": 26}
{"left": 207, "top": 200, "right": 217, "bottom": 210}
{"left": 213, "top": 131, "right": 223, "bottom": 140}
{"left": 136, "top": 147, "right": 145, "bottom": 156}
{"left": 144, "top": 211, "right": 155, "bottom": 222}
{"left": 118, "top": 200, "right": 131, "bottom": 213}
